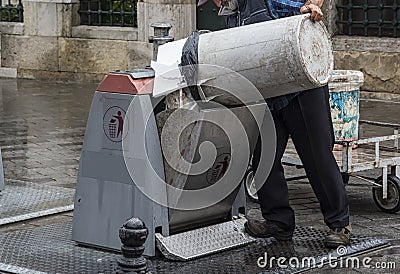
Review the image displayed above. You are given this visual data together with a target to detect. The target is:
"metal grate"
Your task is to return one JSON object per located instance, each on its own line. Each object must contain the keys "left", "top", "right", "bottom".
{"left": 0, "top": 179, "right": 74, "bottom": 225}
{"left": 337, "top": 0, "right": 400, "bottom": 38}
{"left": 156, "top": 218, "right": 256, "bottom": 261}
{"left": 0, "top": 221, "right": 119, "bottom": 274}
{"left": 0, "top": 0, "right": 23, "bottom": 22}
{"left": 79, "top": 0, "right": 138, "bottom": 27}
{"left": 0, "top": 217, "right": 389, "bottom": 274}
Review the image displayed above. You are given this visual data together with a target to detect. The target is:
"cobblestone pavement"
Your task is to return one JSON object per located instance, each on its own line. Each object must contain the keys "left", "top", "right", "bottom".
{"left": 0, "top": 78, "right": 399, "bottom": 273}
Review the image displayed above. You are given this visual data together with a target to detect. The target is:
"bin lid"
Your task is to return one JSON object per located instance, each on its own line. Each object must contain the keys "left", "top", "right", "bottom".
{"left": 97, "top": 69, "right": 154, "bottom": 95}
{"left": 114, "top": 68, "right": 155, "bottom": 79}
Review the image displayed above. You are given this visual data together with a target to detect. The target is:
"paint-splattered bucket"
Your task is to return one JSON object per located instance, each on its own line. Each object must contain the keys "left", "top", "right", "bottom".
{"left": 329, "top": 70, "right": 364, "bottom": 141}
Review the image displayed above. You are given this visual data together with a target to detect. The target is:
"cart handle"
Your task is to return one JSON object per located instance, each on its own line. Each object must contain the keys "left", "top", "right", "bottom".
{"left": 359, "top": 120, "right": 400, "bottom": 129}
{"left": 335, "top": 134, "right": 400, "bottom": 146}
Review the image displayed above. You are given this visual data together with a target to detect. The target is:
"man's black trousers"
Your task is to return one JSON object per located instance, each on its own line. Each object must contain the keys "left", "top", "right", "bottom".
{"left": 252, "top": 85, "right": 350, "bottom": 231}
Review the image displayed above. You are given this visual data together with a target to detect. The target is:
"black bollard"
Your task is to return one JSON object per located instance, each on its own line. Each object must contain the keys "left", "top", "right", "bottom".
{"left": 116, "top": 218, "right": 149, "bottom": 274}
{"left": 148, "top": 23, "right": 174, "bottom": 61}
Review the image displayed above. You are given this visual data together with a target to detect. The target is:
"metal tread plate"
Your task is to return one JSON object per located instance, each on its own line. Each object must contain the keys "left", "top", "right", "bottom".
{"left": 0, "top": 217, "right": 389, "bottom": 274}
{"left": 155, "top": 218, "right": 256, "bottom": 261}
{"left": 0, "top": 221, "right": 119, "bottom": 274}
{"left": 0, "top": 179, "right": 74, "bottom": 225}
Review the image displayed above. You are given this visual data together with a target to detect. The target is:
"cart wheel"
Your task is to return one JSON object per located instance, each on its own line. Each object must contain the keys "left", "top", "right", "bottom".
{"left": 372, "top": 175, "right": 400, "bottom": 214}
{"left": 342, "top": 173, "right": 350, "bottom": 185}
{"left": 244, "top": 169, "right": 259, "bottom": 202}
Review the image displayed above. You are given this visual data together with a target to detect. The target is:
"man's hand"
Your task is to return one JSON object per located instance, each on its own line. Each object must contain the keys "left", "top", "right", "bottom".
{"left": 300, "top": 4, "right": 324, "bottom": 22}
{"left": 304, "top": 0, "right": 324, "bottom": 8}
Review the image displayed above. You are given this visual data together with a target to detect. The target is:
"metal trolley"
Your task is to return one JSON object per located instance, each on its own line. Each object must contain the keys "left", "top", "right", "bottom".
{"left": 244, "top": 120, "right": 400, "bottom": 213}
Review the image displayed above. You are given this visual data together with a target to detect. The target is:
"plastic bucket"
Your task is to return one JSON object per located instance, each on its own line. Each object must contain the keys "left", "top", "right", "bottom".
{"left": 328, "top": 70, "right": 364, "bottom": 141}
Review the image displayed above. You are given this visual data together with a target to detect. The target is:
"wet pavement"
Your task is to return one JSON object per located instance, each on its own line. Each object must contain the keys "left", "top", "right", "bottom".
{"left": 0, "top": 78, "right": 399, "bottom": 273}
{"left": 0, "top": 78, "right": 95, "bottom": 186}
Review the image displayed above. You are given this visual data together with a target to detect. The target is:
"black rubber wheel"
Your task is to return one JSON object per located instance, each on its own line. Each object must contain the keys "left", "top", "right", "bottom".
{"left": 244, "top": 169, "right": 259, "bottom": 202}
{"left": 372, "top": 174, "right": 400, "bottom": 213}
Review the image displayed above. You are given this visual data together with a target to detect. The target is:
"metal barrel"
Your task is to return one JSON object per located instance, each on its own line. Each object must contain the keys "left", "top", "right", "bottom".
{"left": 328, "top": 70, "right": 364, "bottom": 141}
{"left": 156, "top": 14, "right": 333, "bottom": 106}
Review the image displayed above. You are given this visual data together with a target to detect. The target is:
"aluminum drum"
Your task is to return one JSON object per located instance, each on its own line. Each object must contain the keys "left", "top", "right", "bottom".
{"left": 156, "top": 14, "right": 334, "bottom": 106}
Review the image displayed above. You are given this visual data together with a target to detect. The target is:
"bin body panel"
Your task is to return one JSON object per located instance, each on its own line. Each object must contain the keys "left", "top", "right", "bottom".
{"left": 72, "top": 92, "right": 169, "bottom": 256}
{"left": 159, "top": 103, "right": 265, "bottom": 233}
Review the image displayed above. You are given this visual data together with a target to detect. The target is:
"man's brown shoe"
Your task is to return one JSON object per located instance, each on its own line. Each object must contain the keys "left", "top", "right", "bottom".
{"left": 244, "top": 219, "right": 294, "bottom": 241}
{"left": 324, "top": 225, "right": 352, "bottom": 248}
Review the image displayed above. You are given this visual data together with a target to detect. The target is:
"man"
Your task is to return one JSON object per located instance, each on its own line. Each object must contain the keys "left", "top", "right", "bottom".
{"left": 216, "top": 0, "right": 351, "bottom": 248}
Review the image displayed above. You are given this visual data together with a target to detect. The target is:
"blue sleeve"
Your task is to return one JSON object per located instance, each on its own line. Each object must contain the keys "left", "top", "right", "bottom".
{"left": 271, "top": 0, "right": 305, "bottom": 13}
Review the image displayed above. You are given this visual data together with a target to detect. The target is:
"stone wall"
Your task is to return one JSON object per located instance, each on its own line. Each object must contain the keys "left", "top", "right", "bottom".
{"left": 0, "top": 0, "right": 196, "bottom": 82}
{"left": 332, "top": 40, "right": 400, "bottom": 100}
{"left": 0, "top": 0, "right": 399, "bottom": 99}
{"left": 325, "top": 1, "right": 400, "bottom": 99}
{"left": 333, "top": 36, "right": 400, "bottom": 99}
